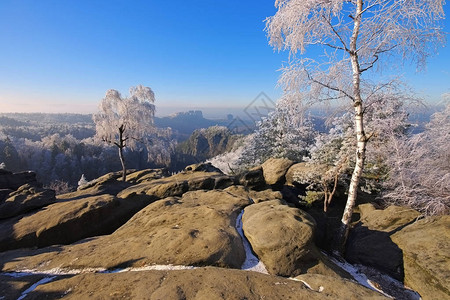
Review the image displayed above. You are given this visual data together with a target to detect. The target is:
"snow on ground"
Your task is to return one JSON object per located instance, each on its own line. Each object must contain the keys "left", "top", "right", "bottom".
{"left": 16, "top": 276, "right": 57, "bottom": 300}
{"left": 327, "top": 253, "right": 421, "bottom": 300}
{"left": 327, "top": 254, "right": 393, "bottom": 298}
{"left": 235, "top": 209, "right": 269, "bottom": 274}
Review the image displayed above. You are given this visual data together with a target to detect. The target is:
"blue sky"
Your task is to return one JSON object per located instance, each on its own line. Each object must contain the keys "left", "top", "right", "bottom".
{"left": 0, "top": 1, "right": 449, "bottom": 117}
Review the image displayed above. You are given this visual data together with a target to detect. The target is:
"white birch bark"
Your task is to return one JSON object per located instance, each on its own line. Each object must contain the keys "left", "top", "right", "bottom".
{"left": 335, "top": 0, "right": 367, "bottom": 252}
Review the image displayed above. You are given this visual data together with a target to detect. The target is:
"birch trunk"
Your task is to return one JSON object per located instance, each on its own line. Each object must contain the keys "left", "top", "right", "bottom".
{"left": 335, "top": 0, "right": 367, "bottom": 255}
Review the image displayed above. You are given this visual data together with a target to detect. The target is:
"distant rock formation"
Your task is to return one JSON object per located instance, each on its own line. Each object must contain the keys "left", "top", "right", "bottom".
{"left": 154, "top": 110, "right": 220, "bottom": 137}
{"left": 171, "top": 126, "right": 241, "bottom": 170}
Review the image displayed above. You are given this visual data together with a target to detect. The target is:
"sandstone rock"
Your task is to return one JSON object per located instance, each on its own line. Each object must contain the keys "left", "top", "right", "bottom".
{"left": 346, "top": 227, "right": 404, "bottom": 281}
{"left": 117, "top": 171, "right": 224, "bottom": 200}
{"left": 239, "top": 167, "right": 266, "bottom": 190}
{"left": 262, "top": 158, "right": 294, "bottom": 185}
{"left": 0, "top": 184, "right": 56, "bottom": 219}
{"left": 242, "top": 200, "right": 343, "bottom": 277}
{"left": 0, "top": 273, "right": 49, "bottom": 300}
{"left": 184, "top": 162, "right": 223, "bottom": 173}
{"left": 392, "top": 216, "right": 450, "bottom": 300}
{"left": 0, "top": 189, "right": 251, "bottom": 271}
{"left": 294, "top": 274, "right": 388, "bottom": 299}
{"left": 345, "top": 204, "right": 421, "bottom": 281}
{"left": 59, "top": 172, "right": 131, "bottom": 200}
{"left": 357, "top": 203, "right": 421, "bottom": 232}
{"left": 214, "top": 175, "right": 235, "bottom": 189}
{"left": 0, "top": 188, "right": 13, "bottom": 203}
{"left": 125, "top": 168, "right": 170, "bottom": 183}
{"left": 225, "top": 185, "right": 283, "bottom": 204}
{"left": 21, "top": 267, "right": 388, "bottom": 300}
{"left": 0, "top": 171, "right": 38, "bottom": 190}
{"left": 0, "top": 194, "right": 149, "bottom": 252}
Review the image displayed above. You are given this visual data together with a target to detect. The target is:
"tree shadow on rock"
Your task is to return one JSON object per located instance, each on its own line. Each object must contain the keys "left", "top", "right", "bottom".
{"left": 345, "top": 223, "right": 405, "bottom": 281}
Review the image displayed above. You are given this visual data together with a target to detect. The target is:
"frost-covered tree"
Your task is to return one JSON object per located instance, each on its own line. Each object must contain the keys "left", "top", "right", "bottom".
{"left": 266, "top": 0, "right": 445, "bottom": 252}
{"left": 93, "top": 85, "right": 156, "bottom": 181}
{"left": 207, "top": 135, "right": 251, "bottom": 174}
{"left": 240, "top": 95, "right": 316, "bottom": 167}
{"left": 381, "top": 99, "right": 450, "bottom": 215}
{"left": 295, "top": 85, "right": 415, "bottom": 212}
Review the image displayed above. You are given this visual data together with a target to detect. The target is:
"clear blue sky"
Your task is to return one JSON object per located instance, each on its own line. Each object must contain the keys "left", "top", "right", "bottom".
{"left": 0, "top": 1, "right": 449, "bottom": 117}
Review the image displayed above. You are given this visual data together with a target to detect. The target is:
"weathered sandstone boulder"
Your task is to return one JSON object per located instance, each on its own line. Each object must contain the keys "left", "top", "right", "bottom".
{"left": 184, "top": 162, "right": 223, "bottom": 173}
{"left": 242, "top": 200, "right": 343, "bottom": 277}
{"left": 262, "top": 158, "right": 294, "bottom": 185}
{"left": 0, "top": 184, "right": 56, "bottom": 219}
{"left": 357, "top": 203, "right": 421, "bottom": 232}
{"left": 17, "top": 267, "right": 388, "bottom": 300}
{"left": 60, "top": 172, "right": 131, "bottom": 200}
{"left": 117, "top": 171, "right": 225, "bottom": 200}
{"left": 391, "top": 216, "right": 450, "bottom": 300}
{"left": 345, "top": 204, "right": 421, "bottom": 280}
{"left": 0, "top": 194, "right": 149, "bottom": 252}
{"left": 225, "top": 185, "right": 283, "bottom": 204}
{"left": 239, "top": 167, "right": 266, "bottom": 190}
{"left": 125, "top": 168, "right": 170, "bottom": 184}
{"left": 0, "top": 170, "right": 38, "bottom": 190}
{"left": 0, "top": 189, "right": 250, "bottom": 271}
{"left": 0, "top": 189, "right": 13, "bottom": 203}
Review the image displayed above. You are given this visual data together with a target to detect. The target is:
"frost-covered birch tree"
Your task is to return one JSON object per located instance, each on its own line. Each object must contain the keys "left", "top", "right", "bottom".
{"left": 266, "top": 0, "right": 445, "bottom": 253}
{"left": 93, "top": 85, "right": 156, "bottom": 181}
{"left": 296, "top": 84, "right": 415, "bottom": 212}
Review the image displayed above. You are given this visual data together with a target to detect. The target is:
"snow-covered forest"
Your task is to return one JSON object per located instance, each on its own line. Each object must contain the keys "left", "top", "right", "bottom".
{"left": 0, "top": 114, "right": 174, "bottom": 190}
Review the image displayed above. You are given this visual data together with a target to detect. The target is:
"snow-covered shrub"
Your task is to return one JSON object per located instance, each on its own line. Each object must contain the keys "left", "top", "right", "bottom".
{"left": 78, "top": 174, "right": 88, "bottom": 189}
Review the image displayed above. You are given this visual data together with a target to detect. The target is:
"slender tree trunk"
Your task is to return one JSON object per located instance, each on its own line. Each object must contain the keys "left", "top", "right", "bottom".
{"left": 119, "top": 146, "right": 126, "bottom": 182}
{"left": 118, "top": 125, "right": 127, "bottom": 182}
{"left": 335, "top": 0, "right": 367, "bottom": 255}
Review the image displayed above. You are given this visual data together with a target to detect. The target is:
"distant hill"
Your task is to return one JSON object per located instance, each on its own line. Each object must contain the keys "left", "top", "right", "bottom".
{"left": 0, "top": 113, "right": 94, "bottom": 125}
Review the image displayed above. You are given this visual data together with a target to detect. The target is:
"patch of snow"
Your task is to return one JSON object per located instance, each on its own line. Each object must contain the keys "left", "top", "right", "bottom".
{"left": 14, "top": 267, "right": 108, "bottom": 276}
{"left": 102, "top": 265, "right": 196, "bottom": 273}
{"left": 5, "top": 264, "right": 196, "bottom": 277}
{"left": 355, "top": 264, "right": 421, "bottom": 300}
{"left": 17, "top": 276, "right": 56, "bottom": 300}
{"left": 235, "top": 210, "right": 268, "bottom": 274}
{"left": 327, "top": 255, "right": 393, "bottom": 298}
